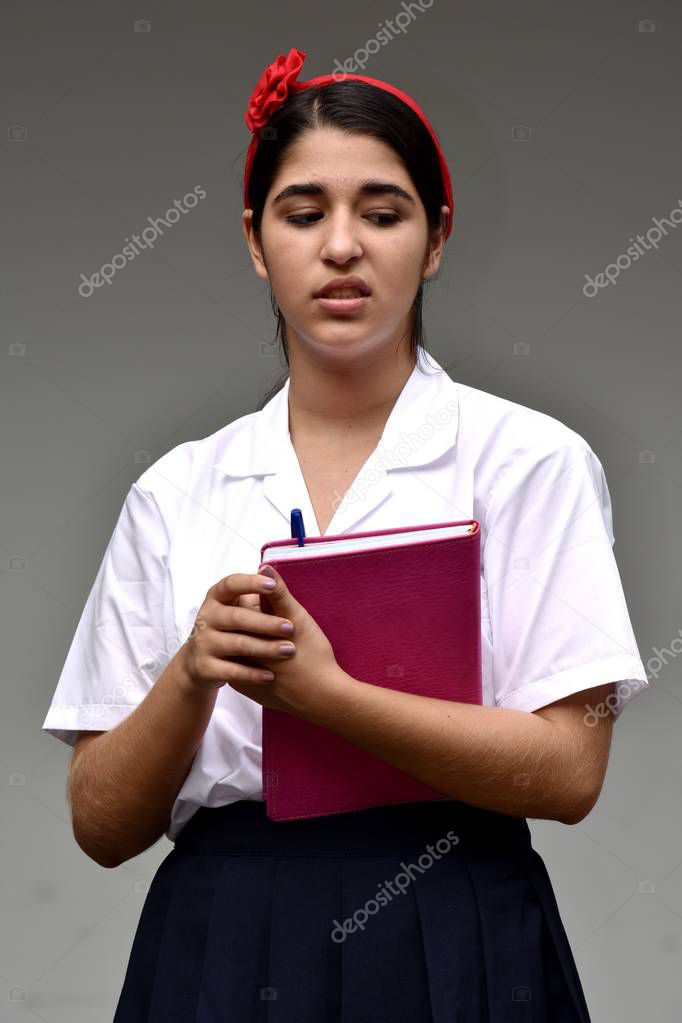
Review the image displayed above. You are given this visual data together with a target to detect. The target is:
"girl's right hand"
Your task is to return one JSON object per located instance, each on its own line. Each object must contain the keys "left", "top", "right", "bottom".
{"left": 181, "top": 573, "right": 296, "bottom": 691}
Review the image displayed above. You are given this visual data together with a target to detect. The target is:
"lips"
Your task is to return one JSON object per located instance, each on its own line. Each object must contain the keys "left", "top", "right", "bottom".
{"left": 314, "top": 276, "right": 371, "bottom": 299}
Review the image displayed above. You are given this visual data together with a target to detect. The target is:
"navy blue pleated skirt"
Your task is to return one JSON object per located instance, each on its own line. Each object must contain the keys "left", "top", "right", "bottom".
{"left": 113, "top": 797, "right": 592, "bottom": 1022}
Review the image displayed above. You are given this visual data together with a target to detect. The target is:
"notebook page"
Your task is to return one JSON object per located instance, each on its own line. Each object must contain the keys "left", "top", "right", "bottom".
{"left": 262, "top": 523, "right": 474, "bottom": 561}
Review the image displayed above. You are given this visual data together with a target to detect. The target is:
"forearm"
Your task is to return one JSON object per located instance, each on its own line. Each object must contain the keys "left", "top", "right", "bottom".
{"left": 69, "top": 649, "right": 217, "bottom": 868}
{"left": 305, "top": 670, "right": 589, "bottom": 825}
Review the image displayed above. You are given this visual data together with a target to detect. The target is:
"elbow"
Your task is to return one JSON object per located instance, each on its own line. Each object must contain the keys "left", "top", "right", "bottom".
{"left": 69, "top": 780, "right": 125, "bottom": 868}
{"left": 73, "top": 827, "right": 122, "bottom": 869}
{"left": 557, "top": 780, "right": 602, "bottom": 826}
{"left": 92, "top": 853, "right": 122, "bottom": 870}
{"left": 557, "top": 806, "right": 588, "bottom": 827}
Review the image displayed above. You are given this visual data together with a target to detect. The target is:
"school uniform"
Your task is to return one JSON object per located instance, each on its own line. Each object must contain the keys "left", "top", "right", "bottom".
{"left": 42, "top": 349, "right": 649, "bottom": 1021}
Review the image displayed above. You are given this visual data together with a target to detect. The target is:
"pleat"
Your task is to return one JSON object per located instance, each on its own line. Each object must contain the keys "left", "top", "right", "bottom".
{"left": 457, "top": 837, "right": 544, "bottom": 1020}
{"left": 113, "top": 802, "right": 593, "bottom": 1023}
{"left": 514, "top": 845, "right": 593, "bottom": 1023}
{"left": 195, "top": 855, "right": 344, "bottom": 1023}
{"left": 112, "top": 849, "right": 182, "bottom": 1022}
{"left": 144, "top": 853, "right": 224, "bottom": 1021}
{"left": 454, "top": 834, "right": 593, "bottom": 1023}
{"left": 411, "top": 844, "right": 488, "bottom": 1022}
{"left": 195, "top": 856, "right": 275, "bottom": 1022}
{"left": 338, "top": 856, "right": 433, "bottom": 1023}
{"left": 263, "top": 856, "right": 342, "bottom": 1022}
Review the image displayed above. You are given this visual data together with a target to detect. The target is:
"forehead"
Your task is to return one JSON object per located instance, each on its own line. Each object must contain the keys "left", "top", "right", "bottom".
{"left": 272, "top": 127, "right": 411, "bottom": 191}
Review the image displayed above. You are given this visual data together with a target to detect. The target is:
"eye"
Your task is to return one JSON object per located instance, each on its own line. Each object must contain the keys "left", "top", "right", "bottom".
{"left": 285, "top": 212, "right": 401, "bottom": 227}
{"left": 369, "top": 212, "right": 401, "bottom": 226}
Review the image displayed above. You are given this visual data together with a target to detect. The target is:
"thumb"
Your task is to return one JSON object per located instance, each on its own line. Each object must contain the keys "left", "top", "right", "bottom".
{"left": 258, "top": 564, "right": 297, "bottom": 613}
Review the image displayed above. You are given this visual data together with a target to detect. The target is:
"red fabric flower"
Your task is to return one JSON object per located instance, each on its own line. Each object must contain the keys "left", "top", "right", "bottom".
{"left": 244, "top": 48, "right": 307, "bottom": 133}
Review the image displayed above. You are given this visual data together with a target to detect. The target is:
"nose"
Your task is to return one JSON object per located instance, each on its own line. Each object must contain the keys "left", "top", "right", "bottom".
{"left": 318, "top": 210, "right": 364, "bottom": 265}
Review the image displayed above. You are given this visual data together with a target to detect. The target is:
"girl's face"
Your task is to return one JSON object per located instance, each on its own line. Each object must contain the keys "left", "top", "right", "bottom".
{"left": 242, "top": 127, "right": 449, "bottom": 366}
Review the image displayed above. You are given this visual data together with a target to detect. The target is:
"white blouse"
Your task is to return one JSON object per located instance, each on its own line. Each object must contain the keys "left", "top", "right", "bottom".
{"left": 42, "top": 350, "right": 649, "bottom": 841}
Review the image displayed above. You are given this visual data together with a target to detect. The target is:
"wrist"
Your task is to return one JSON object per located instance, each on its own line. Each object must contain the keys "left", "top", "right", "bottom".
{"left": 173, "top": 647, "right": 219, "bottom": 703}
{"left": 302, "top": 664, "right": 353, "bottom": 726}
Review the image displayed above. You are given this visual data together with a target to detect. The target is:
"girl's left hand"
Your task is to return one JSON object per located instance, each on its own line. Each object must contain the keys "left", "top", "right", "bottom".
{"left": 227, "top": 565, "right": 342, "bottom": 718}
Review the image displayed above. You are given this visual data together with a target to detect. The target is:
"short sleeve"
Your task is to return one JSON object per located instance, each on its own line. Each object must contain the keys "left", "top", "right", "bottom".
{"left": 41, "top": 482, "right": 174, "bottom": 747}
{"left": 483, "top": 440, "right": 649, "bottom": 720}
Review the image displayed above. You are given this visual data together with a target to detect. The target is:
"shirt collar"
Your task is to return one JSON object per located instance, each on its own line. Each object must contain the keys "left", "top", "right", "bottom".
{"left": 213, "top": 349, "right": 460, "bottom": 480}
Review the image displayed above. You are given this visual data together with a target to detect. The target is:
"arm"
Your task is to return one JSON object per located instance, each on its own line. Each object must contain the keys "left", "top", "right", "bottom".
{"left": 68, "top": 649, "right": 217, "bottom": 868}
{"left": 303, "top": 672, "right": 615, "bottom": 825}
{"left": 228, "top": 568, "right": 618, "bottom": 827}
{"left": 68, "top": 570, "right": 298, "bottom": 869}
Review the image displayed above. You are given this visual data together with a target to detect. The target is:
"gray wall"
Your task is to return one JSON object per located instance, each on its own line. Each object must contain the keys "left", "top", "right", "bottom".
{"left": 2, "top": 0, "right": 681, "bottom": 1019}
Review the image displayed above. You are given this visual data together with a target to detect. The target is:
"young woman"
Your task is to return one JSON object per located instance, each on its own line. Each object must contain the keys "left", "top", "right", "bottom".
{"left": 43, "top": 48, "right": 649, "bottom": 1022}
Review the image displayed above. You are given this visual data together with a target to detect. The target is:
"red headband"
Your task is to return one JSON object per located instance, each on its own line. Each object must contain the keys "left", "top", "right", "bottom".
{"left": 243, "top": 48, "right": 454, "bottom": 241}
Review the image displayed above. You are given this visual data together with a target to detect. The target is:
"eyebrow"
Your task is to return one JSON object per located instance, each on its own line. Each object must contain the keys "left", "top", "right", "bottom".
{"left": 271, "top": 180, "right": 416, "bottom": 206}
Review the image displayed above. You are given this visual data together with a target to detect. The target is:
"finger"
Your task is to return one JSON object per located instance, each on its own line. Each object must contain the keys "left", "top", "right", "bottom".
{"left": 238, "top": 593, "right": 262, "bottom": 612}
{"left": 217, "top": 604, "right": 294, "bottom": 637}
{"left": 198, "top": 656, "right": 276, "bottom": 688}
{"left": 209, "top": 572, "right": 277, "bottom": 606}
{"left": 215, "top": 630, "right": 296, "bottom": 662}
{"left": 257, "top": 565, "right": 298, "bottom": 616}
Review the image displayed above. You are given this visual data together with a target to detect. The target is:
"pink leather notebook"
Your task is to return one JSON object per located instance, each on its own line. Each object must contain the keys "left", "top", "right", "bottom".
{"left": 258, "top": 518, "right": 481, "bottom": 822}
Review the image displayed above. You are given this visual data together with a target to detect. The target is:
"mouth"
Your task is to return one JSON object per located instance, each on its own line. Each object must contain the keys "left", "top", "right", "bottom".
{"left": 315, "top": 292, "right": 370, "bottom": 314}
{"left": 313, "top": 277, "right": 372, "bottom": 314}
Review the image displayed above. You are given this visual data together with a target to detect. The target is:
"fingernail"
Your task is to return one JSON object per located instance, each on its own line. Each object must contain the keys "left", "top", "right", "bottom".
{"left": 259, "top": 565, "right": 276, "bottom": 578}
{"left": 278, "top": 642, "right": 295, "bottom": 656}
{"left": 260, "top": 577, "right": 276, "bottom": 590}
{"left": 261, "top": 671, "right": 275, "bottom": 681}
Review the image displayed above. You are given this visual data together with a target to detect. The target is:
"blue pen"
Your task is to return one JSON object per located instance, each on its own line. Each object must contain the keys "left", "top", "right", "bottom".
{"left": 290, "top": 508, "right": 306, "bottom": 547}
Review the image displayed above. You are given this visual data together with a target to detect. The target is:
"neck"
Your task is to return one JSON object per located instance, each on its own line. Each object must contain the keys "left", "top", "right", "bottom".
{"left": 286, "top": 344, "right": 417, "bottom": 447}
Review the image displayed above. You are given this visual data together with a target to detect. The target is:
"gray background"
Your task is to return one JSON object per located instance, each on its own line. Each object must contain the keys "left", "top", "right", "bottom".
{"left": 2, "top": 0, "right": 682, "bottom": 1019}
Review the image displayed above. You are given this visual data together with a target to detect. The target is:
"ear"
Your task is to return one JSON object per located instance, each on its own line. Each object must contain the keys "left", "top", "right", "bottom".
{"left": 422, "top": 205, "right": 450, "bottom": 280}
{"left": 242, "top": 208, "right": 270, "bottom": 285}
